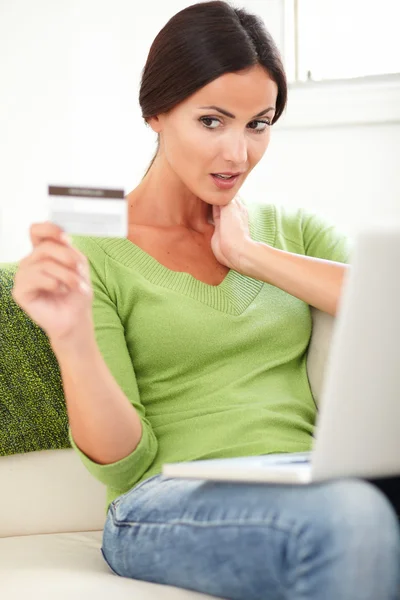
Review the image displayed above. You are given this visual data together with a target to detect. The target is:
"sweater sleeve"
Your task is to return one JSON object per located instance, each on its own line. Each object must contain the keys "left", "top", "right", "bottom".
{"left": 66, "top": 236, "right": 158, "bottom": 494}
{"left": 300, "top": 209, "right": 354, "bottom": 264}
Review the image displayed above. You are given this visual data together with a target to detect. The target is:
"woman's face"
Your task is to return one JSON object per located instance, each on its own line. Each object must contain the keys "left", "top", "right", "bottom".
{"left": 150, "top": 64, "right": 278, "bottom": 205}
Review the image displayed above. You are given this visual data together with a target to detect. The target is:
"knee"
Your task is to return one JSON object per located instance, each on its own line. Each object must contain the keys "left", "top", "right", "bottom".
{"left": 300, "top": 478, "right": 400, "bottom": 563}
{"left": 330, "top": 478, "right": 398, "bottom": 532}
{"left": 288, "top": 480, "right": 400, "bottom": 598}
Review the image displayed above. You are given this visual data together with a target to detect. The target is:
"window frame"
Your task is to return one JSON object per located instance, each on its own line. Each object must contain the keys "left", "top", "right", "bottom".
{"left": 276, "top": 0, "right": 400, "bottom": 129}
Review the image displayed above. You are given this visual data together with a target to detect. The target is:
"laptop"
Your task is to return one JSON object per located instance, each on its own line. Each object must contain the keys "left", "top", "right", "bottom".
{"left": 162, "top": 225, "right": 400, "bottom": 485}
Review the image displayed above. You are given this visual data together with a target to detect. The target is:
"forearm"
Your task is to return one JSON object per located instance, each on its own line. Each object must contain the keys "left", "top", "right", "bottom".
{"left": 241, "top": 241, "right": 349, "bottom": 317}
{"left": 50, "top": 323, "right": 143, "bottom": 465}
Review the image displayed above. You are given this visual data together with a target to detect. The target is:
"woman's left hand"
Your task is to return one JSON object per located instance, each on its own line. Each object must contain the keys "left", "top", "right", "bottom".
{"left": 210, "top": 197, "right": 254, "bottom": 272}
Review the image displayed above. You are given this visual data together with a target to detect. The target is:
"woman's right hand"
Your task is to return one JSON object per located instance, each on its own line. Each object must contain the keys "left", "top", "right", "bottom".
{"left": 12, "top": 221, "right": 94, "bottom": 343}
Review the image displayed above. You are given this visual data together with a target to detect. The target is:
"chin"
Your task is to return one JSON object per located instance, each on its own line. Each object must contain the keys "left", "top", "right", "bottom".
{"left": 203, "top": 186, "right": 240, "bottom": 204}
{"left": 199, "top": 195, "right": 234, "bottom": 207}
{"left": 214, "top": 190, "right": 240, "bottom": 205}
{"left": 193, "top": 178, "right": 243, "bottom": 206}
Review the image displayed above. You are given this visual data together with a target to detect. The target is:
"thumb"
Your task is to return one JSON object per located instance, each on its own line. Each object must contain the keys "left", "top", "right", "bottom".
{"left": 212, "top": 205, "right": 221, "bottom": 223}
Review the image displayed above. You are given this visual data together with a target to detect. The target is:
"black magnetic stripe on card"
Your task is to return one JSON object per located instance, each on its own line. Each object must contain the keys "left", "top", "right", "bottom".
{"left": 48, "top": 185, "right": 124, "bottom": 199}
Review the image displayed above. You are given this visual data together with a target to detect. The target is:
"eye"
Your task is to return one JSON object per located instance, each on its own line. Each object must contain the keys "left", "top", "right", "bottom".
{"left": 199, "top": 116, "right": 271, "bottom": 133}
{"left": 199, "top": 117, "right": 221, "bottom": 129}
{"left": 247, "top": 120, "right": 271, "bottom": 134}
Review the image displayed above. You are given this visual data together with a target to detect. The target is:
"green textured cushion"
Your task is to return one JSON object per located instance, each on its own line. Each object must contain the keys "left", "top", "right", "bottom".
{"left": 0, "top": 264, "right": 70, "bottom": 455}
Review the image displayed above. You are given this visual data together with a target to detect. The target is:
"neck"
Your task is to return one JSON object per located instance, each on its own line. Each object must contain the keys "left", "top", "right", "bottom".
{"left": 127, "top": 154, "right": 212, "bottom": 233}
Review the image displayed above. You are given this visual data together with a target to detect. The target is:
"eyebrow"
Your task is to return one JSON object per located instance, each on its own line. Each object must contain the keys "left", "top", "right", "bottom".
{"left": 198, "top": 105, "right": 275, "bottom": 119}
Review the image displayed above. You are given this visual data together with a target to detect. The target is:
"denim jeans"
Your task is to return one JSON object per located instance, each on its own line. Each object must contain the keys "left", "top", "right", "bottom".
{"left": 101, "top": 474, "right": 400, "bottom": 600}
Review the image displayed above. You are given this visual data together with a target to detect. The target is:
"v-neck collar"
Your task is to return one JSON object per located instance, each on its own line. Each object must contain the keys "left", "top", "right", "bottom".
{"left": 83, "top": 202, "right": 276, "bottom": 316}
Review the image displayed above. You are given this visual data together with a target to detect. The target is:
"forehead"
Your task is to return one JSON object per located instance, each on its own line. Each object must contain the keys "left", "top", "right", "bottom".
{"left": 186, "top": 64, "right": 278, "bottom": 114}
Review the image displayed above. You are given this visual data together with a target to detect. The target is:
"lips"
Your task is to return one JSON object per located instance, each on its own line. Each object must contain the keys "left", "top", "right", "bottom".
{"left": 210, "top": 173, "right": 241, "bottom": 190}
{"left": 212, "top": 173, "right": 241, "bottom": 178}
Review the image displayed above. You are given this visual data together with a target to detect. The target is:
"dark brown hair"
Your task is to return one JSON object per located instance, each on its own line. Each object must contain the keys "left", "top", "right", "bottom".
{"left": 139, "top": 0, "right": 287, "bottom": 176}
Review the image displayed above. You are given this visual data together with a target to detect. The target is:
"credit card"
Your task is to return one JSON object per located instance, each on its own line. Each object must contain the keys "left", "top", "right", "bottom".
{"left": 48, "top": 185, "right": 127, "bottom": 237}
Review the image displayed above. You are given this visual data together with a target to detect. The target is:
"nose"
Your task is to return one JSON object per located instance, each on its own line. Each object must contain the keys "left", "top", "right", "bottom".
{"left": 221, "top": 131, "right": 248, "bottom": 166}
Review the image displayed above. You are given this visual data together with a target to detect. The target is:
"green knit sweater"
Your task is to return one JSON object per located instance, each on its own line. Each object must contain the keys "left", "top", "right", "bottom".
{"left": 66, "top": 203, "right": 352, "bottom": 512}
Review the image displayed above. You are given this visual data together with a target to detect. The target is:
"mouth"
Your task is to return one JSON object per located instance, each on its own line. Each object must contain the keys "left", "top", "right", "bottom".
{"left": 210, "top": 172, "right": 243, "bottom": 189}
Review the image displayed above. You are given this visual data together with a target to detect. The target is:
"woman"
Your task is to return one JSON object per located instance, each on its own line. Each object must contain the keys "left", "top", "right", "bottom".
{"left": 12, "top": 2, "right": 400, "bottom": 599}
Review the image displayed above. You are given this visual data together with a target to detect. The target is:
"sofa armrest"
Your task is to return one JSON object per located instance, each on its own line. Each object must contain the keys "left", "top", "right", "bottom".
{"left": 307, "top": 307, "right": 336, "bottom": 408}
{"left": 0, "top": 449, "right": 106, "bottom": 538}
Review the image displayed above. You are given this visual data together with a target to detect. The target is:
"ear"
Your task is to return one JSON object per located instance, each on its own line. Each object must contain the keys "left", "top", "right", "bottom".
{"left": 147, "top": 115, "right": 162, "bottom": 134}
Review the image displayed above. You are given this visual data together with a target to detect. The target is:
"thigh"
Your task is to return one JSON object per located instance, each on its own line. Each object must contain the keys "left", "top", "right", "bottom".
{"left": 102, "top": 475, "right": 400, "bottom": 600}
{"left": 368, "top": 476, "right": 400, "bottom": 517}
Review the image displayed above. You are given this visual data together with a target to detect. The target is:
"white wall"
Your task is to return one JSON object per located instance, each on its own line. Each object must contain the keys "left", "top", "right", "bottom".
{"left": 242, "top": 122, "right": 400, "bottom": 236}
{"left": 1, "top": 0, "right": 399, "bottom": 262}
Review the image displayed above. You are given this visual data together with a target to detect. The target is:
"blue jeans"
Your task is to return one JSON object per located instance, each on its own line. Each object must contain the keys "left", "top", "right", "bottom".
{"left": 101, "top": 474, "right": 400, "bottom": 599}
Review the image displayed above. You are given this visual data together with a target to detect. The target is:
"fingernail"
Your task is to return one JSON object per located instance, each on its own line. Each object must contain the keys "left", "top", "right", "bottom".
{"left": 61, "top": 233, "right": 73, "bottom": 246}
{"left": 79, "top": 280, "right": 90, "bottom": 294}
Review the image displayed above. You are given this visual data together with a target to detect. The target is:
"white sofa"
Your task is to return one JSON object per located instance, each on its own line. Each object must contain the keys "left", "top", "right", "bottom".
{"left": 0, "top": 308, "right": 335, "bottom": 599}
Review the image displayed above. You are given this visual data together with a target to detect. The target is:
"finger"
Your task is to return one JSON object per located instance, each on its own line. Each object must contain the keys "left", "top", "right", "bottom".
{"left": 29, "top": 221, "right": 69, "bottom": 249}
{"left": 40, "top": 259, "right": 87, "bottom": 292}
{"left": 16, "top": 259, "right": 84, "bottom": 296}
{"left": 212, "top": 205, "right": 221, "bottom": 221}
{"left": 12, "top": 267, "right": 71, "bottom": 304}
{"left": 21, "top": 234, "right": 90, "bottom": 286}
{"left": 27, "top": 240, "right": 89, "bottom": 280}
